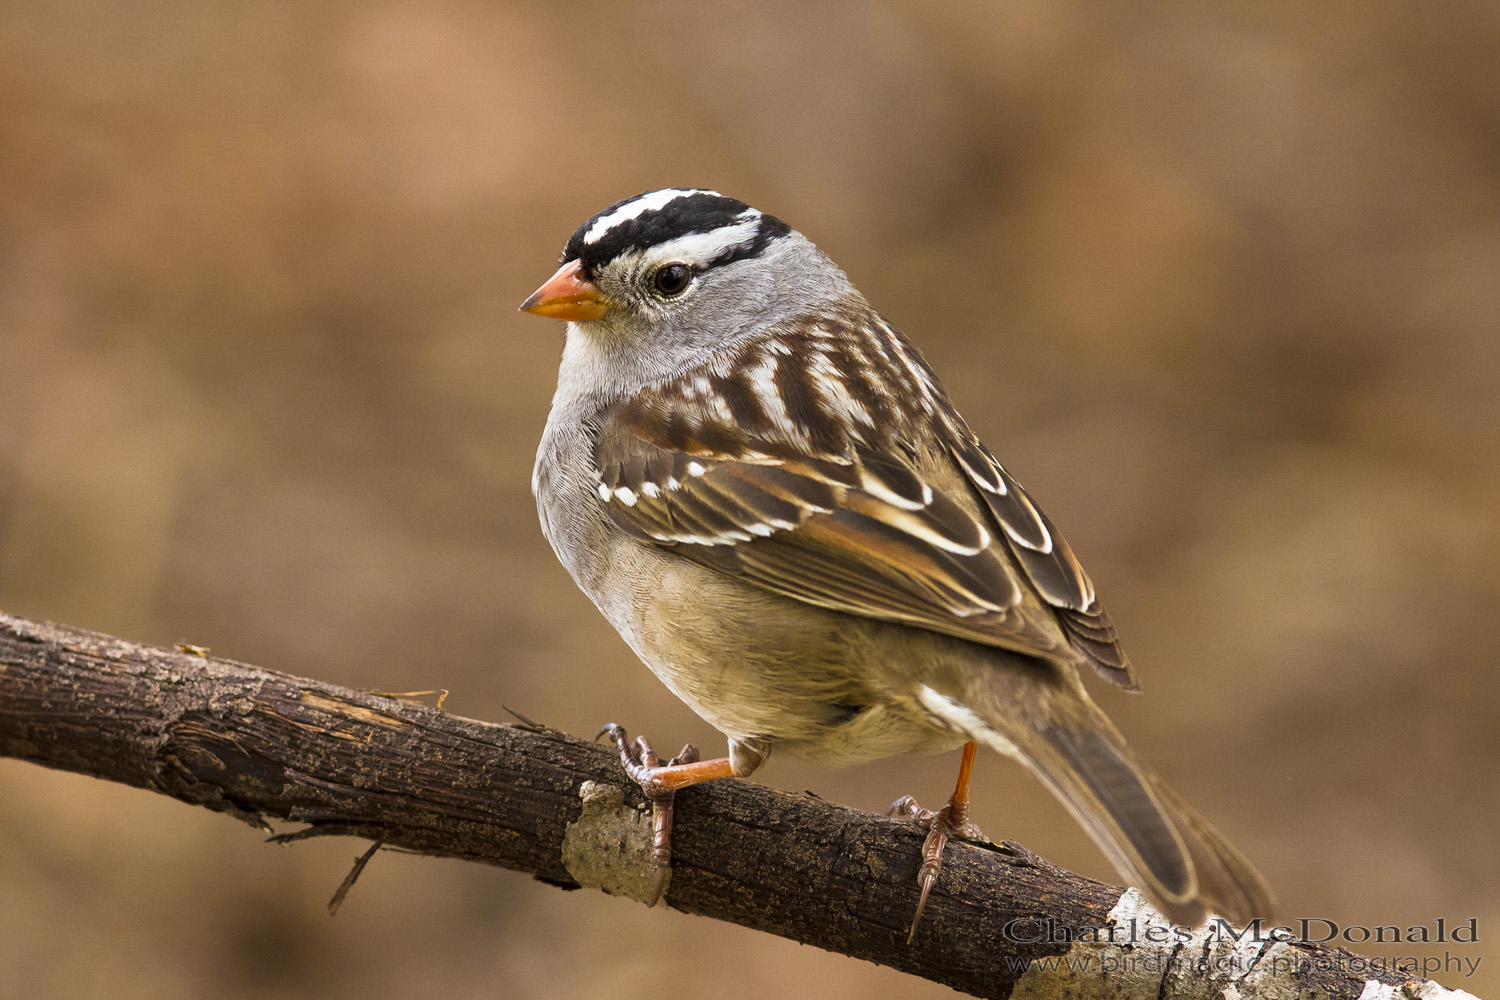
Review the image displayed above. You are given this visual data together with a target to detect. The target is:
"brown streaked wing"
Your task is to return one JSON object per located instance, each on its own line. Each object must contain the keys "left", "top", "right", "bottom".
{"left": 593, "top": 406, "right": 1068, "bottom": 660}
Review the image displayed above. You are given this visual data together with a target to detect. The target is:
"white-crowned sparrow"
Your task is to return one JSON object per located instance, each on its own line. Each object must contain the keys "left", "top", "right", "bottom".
{"left": 522, "top": 188, "right": 1273, "bottom": 932}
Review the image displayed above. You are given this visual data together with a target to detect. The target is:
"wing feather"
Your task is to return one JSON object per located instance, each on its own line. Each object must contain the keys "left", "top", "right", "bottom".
{"left": 596, "top": 407, "right": 1063, "bottom": 659}
{"left": 943, "top": 434, "right": 1133, "bottom": 685}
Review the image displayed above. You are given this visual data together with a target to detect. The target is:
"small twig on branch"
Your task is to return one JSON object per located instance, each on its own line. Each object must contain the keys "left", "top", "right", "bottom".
{"left": 328, "top": 833, "right": 390, "bottom": 915}
{"left": 0, "top": 611, "right": 1473, "bottom": 999}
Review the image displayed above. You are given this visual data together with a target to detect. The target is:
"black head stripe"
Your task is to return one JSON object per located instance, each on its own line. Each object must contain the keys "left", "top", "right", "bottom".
{"left": 562, "top": 190, "right": 792, "bottom": 276}
{"left": 707, "top": 213, "right": 791, "bottom": 270}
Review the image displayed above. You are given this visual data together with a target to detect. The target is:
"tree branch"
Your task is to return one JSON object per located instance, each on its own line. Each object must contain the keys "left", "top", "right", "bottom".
{"left": 0, "top": 611, "right": 1472, "bottom": 999}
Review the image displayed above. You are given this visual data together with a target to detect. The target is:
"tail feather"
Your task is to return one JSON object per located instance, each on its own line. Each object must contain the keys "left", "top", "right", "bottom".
{"left": 931, "top": 683, "right": 1274, "bottom": 926}
{"left": 1147, "top": 777, "right": 1276, "bottom": 926}
{"left": 1038, "top": 720, "right": 1199, "bottom": 916}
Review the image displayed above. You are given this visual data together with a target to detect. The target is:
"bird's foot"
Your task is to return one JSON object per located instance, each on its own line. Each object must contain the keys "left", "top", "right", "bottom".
{"left": 597, "top": 722, "right": 700, "bottom": 797}
{"left": 888, "top": 793, "right": 989, "bottom": 942}
{"left": 596, "top": 723, "right": 705, "bottom": 906}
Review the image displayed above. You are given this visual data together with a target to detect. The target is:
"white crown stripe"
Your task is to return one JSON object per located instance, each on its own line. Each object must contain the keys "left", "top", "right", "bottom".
{"left": 582, "top": 188, "right": 721, "bottom": 245}
{"left": 642, "top": 219, "right": 763, "bottom": 268}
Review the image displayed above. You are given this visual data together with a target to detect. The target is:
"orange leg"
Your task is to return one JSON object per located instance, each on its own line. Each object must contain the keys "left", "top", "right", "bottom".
{"left": 597, "top": 724, "right": 738, "bottom": 905}
{"left": 889, "top": 741, "right": 986, "bottom": 942}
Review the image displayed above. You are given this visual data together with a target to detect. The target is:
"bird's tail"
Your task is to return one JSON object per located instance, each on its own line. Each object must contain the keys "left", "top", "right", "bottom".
{"left": 929, "top": 680, "right": 1274, "bottom": 926}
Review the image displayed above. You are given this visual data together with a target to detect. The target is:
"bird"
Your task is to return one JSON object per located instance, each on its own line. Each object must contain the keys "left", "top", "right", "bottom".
{"left": 521, "top": 188, "right": 1273, "bottom": 936}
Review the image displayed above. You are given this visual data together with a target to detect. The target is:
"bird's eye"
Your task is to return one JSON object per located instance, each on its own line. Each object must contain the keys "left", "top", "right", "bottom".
{"left": 653, "top": 263, "right": 692, "bottom": 297}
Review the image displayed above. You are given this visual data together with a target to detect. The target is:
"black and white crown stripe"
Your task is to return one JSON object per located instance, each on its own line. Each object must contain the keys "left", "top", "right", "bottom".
{"left": 580, "top": 188, "right": 720, "bottom": 245}
{"left": 563, "top": 189, "right": 792, "bottom": 278}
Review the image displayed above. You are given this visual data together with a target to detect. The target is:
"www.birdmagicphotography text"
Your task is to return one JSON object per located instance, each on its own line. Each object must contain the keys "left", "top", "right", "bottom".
{"left": 1012, "top": 948, "right": 1483, "bottom": 983}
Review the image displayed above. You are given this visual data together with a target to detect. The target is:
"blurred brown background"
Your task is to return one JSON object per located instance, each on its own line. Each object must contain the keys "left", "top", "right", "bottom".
{"left": 3, "top": 2, "right": 1498, "bottom": 997}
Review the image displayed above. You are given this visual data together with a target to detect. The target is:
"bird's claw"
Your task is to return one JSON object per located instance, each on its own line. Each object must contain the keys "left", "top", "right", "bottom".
{"left": 888, "top": 793, "right": 989, "bottom": 942}
{"left": 596, "top": 723, "right": 697, "bottom": 800}
{"left": 594, "top": 723, "right": 697, "bottom": 907}
{"left": 887, "top": 793, "right": 933, "bottom": 824}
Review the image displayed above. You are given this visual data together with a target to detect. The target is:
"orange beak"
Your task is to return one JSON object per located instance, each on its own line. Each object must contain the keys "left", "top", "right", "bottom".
{"left": 519, "top": 259, "right": 610, "bottom": 321}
